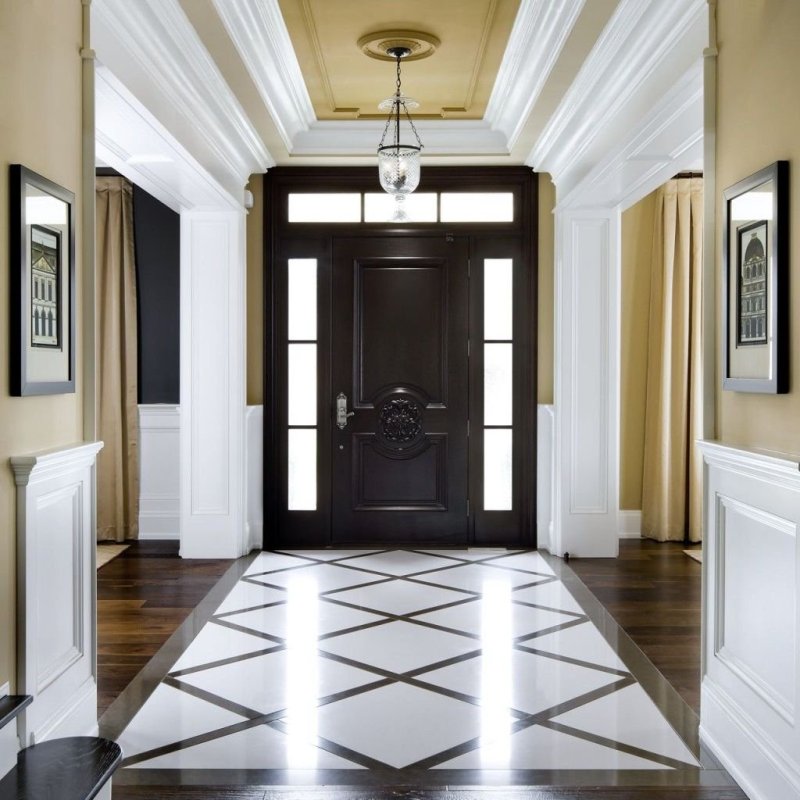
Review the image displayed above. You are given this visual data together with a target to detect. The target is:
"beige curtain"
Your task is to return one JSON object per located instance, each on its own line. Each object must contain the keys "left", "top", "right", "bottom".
{"left": 96, "top": 177, "right": 139, "bottom": 542}
{"left": 641, "top": 178, "right": 703, "bottom": 542}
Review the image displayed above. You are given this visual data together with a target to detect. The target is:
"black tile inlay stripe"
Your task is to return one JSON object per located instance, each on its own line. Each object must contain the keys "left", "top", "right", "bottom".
{"left": 539, "top": 720, "right": 700, "bottom": 771}
{"left": 515, "top": 644, "right": 631, "bottom": 678}
{"left": 164, "top": 676, "right": 263, "bottom": 721}
{"left": 267, "top": 719, "right": 393, "bottom": 771}
{"left": 169, "top": 639, "right": 286, "bottom": 678}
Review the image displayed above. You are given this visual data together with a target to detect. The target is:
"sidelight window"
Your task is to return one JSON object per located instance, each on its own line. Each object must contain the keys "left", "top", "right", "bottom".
{"left": 287, "top": 258, "right": 318, "bottom": 510}
{"left": 483, "top": 258, "right": 513, "bottom": 510}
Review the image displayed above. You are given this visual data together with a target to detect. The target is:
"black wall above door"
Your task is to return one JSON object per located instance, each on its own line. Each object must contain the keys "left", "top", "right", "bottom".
{"left": 132, "top": 185, "right": 180, "bottom": 404}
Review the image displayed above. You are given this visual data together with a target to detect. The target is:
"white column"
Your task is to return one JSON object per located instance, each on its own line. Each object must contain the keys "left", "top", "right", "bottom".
{"left": 179, "top": 209, "right": 248, "bottom": 559}
{"left": 551, "top": 207, "right": 620, "bottom": 558}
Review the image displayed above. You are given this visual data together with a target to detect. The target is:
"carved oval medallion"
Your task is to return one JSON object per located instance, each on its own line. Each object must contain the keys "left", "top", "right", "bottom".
{"left": 379, "top": 398, "right": 422, "bottom": 443}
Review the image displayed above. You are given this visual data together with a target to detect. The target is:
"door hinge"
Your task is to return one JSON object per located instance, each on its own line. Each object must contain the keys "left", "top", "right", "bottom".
{"left": 467, "top": 419, "right": 470, "bottom": 437}
{"left": 467, "top": 499, "right": 470, "bottom": 517}
{"left": 467, "top": 339, "right": 470, "bottom": 357}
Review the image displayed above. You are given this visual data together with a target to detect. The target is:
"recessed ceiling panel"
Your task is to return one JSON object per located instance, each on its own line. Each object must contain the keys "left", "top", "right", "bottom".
{"left": 278, "top": 0, "right": 521, "bottom": 120}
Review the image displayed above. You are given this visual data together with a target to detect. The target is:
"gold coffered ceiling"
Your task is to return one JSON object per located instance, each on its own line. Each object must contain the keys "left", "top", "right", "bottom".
{"left": 278, "top": 0, "right": 521, "bottom": 119}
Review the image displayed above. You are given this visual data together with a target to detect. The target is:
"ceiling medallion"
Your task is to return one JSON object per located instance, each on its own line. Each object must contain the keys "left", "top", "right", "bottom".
{"left": 357, "top": 30, "right": 440, "bottom": 62}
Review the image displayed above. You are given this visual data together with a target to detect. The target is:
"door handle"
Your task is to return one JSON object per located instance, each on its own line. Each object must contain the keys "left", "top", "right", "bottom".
{"left": 336, "top": 392, "right": 355, "bottom": 429}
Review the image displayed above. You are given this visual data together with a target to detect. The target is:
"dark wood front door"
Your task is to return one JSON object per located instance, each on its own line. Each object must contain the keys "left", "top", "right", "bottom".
{"left": 331, "top": 236, "right": 469, "bottom": 545}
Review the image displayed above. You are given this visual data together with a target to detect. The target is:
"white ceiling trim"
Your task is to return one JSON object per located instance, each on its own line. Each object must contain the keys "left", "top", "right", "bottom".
{"left": 485, "top": 0, "right": 585, "bottom": 151}
{"left": 556, "top": 60, "right": 704, "bottom": 210}
{"left": 210, "top": 0, "right": 316, "bottom": 151}
{"left": 528, "top": 0, "right": 707, "bottom": 181}
{"left": 291, "top": 119, "right": 510, "bottom": 156}
{"left": 93, "top": 0, "right": 274, "bottom": 186}
{"left": 95, "top": 64, "right": 241, "bottom": 212}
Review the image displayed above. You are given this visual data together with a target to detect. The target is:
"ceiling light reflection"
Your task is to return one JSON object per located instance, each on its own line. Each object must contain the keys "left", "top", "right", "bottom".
{"left": 26, "top": 196, "right": 67, "bottom": 226}
{"left": 731, "top": 191, "right": 773, "bottom": 221}
{"left": 480, "top": 579, "right": 512, "bottom": 767}
{"left": 285, "top": 575, "right": 319, "bottom": 768}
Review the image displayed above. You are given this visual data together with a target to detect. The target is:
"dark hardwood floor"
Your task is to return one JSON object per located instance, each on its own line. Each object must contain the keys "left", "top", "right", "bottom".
{"left": 97, "top": 540, "right": 233, "bottom": 717}
{"left": 568, "top": 539, "right": 703, "bottom": 713}
{"left": 101, "top": 539, "right": 733, "bottom": 800}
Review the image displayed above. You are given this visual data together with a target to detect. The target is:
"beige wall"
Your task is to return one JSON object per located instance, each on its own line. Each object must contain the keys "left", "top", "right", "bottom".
{"left": 0, "top": 2, "right": 85, "bottom": 689}
{"left": 717, "top": 0, "right": 800, "bottom": 453}
{"left": 619, "top": 189, "right": 658, "bottom": 510}
{"left": 537, "top": 173, "right": 555, "bottom": 404}
{"left": 244, "top": 173, "right": 558, "bottom": 407}
{"left": 246, "top": 174, "right": 264, "bottom": 405}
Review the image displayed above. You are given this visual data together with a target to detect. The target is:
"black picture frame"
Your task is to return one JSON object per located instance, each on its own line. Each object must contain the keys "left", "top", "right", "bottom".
{"left": 722, "top": 160, "right": 789, "bottom": 393}
{"left": 9, "top": 164, "right": 76, "bottom": 395}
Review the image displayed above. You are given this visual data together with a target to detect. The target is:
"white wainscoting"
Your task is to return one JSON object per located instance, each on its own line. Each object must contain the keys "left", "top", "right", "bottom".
{"left": 0, "top": 683, "right": 16, "bottom": 778}
{"left": 698, "top": 441, "right": 800, "bottom": 800}
{"left": 245, "top": 405, "right": 263, "bottom": 551}
{"left": 10, "top": 441, "right": 103, "bottom": 745}
{"left": 619, "top": 510, "right": 642, "bottom": 539}
{"left": 139, "top": 405, "right": 180, "bottom": 540}
{"left": 537, "top": 405, "right": 555, "bottom": 552}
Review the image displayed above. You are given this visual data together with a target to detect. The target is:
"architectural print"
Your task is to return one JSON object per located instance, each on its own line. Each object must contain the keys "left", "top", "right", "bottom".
{"left": 30, "top": 224, "right": 60, "bottom": 348}
{"left": 736, "top": 220, "right": 767, "bottom": 345}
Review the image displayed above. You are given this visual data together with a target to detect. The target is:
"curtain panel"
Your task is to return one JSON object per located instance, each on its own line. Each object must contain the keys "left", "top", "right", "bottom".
{"left": 641, "top": 178, "right": 704, "bottom": 543}
{"left": 96, "top": 176, "right": 139, "bottom": 542}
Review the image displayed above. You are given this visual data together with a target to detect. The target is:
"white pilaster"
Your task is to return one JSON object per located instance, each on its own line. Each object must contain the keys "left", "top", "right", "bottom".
{"left": 179, "top": 210, "right": 247, "bottom": 559}
{"left": 550, "top": 208, "right": 620, "bottom": 558}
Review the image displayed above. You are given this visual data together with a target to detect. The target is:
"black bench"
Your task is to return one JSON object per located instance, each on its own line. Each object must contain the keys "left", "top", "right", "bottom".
{"left": 0, "top": 696, "right": 121, "bottom": 800}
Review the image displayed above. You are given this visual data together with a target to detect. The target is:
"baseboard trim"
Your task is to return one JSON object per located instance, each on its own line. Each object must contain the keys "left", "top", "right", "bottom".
{"left": 619, "top": 509, "right": 642, "bottom": 539}
{"left": 137, "top": 532, "right": 180, "bottom": 541}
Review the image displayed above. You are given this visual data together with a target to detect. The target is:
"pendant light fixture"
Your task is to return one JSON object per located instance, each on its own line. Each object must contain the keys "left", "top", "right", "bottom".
{"left": 377, "top": 46, "right": 423, "bottom": 221}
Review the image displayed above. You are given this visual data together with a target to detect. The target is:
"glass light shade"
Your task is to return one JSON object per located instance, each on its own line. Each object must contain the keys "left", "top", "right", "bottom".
{"left": 378, "top": 145, "right": 421, "bottom": 197}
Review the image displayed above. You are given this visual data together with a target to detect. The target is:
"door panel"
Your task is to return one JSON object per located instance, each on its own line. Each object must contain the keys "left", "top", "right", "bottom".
{"left": 331, "top": 236, "right": 469, "bottom": 545}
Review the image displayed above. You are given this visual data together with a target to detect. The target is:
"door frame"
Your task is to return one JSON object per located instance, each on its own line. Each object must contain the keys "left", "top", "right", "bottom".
{"left": 263, "top": 166, "right": 538, "bottom": 549}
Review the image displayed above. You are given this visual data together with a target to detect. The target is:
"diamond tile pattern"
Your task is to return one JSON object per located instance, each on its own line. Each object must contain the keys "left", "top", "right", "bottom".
{"left": 116, "top": 549, "right": 702, "bottom": 778}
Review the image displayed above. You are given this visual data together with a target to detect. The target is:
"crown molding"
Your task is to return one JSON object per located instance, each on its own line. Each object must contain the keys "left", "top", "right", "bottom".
{"left": 95, "top": 64, "right": 242, "bottom": 211}
{"left": 210, "top": 0, "right": 315, "bottom": 151}
{"left": 485, "top": 0, "right": 585, "bottom": 150}
{"left": 93, "top": 0, "right": 273, "bottom": 187}
{"left": 529, "top": 0, "right": 707, "bottom": 182}
{"left": 291, "top": 120, "right": 510, "bottom": 157}
{"left": 555, "top": 60, "right": 704, "bottom": 210}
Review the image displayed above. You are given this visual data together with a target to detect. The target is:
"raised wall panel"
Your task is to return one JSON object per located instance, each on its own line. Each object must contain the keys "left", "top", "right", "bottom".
{"left": 716, "top": 497, "right": 796, "bottom": 721}
{"left": 139, "top": 405, "right": 180, "bottom": 539}
{"left": 551, "top": 210, "right": 619, "bottom": 558}
{"left": 11, "top": 442, "right": 103, "bottom": 745}
{"left": 569, "top": 219, "right": 610, "bottom": 514}
{"left": 180, "top": 210, "right": 247, "bottom": 558}
{"left": 699, "top": 442, "right": 800, "bottom": 800}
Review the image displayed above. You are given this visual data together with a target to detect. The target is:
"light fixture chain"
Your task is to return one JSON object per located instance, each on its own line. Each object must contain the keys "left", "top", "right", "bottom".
{"left": 403, "top": 101, "right": 424, "bottom": 150}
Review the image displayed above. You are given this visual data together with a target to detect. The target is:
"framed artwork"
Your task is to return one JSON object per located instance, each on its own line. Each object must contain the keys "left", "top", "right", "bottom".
{"left": 722, "top": 160, "right": 789, "bottom": 393}
{"left": 9, "top": 165, "right": 75, "bottom": 395}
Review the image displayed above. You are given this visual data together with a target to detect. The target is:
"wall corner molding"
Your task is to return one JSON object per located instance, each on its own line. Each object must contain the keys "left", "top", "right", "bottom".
{"left": 485, "top": 0, "right": 585, "bottom": 150}
{"left": 93, "top": 0, "right": 274, "bottom": 189}
{"left": 210, "top": 0, "right": 315, "bottom": 151}
{"left": 10, "top": 441, "right": 104, "bottom": 488}
{"left": 529, "top": 0, "right": 706, "bottom": 187}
